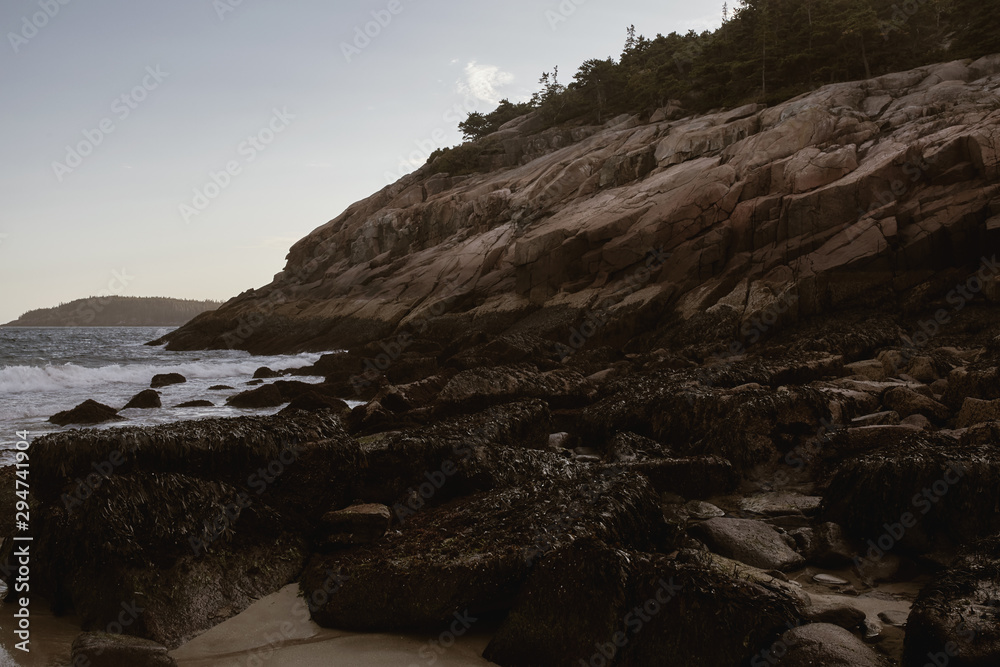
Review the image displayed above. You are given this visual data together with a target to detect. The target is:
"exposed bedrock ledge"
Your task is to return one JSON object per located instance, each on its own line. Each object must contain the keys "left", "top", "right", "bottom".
{"left": 154, "top": 56, "right": 1000, "bottom": 357}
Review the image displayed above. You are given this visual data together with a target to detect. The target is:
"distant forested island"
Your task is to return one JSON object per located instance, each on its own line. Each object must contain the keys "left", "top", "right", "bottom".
{"left": 3, "top": 296, "right": 223, "bottom": 327}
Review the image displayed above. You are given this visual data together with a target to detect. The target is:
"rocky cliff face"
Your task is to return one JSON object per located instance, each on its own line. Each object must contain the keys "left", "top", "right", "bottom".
{"left": 160, "top": 55, "right": 1000, "bottom": 355}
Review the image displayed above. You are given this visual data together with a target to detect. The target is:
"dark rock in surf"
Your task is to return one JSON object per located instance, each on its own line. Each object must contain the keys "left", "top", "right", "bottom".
{"left": 123, "top": 390, "right": 162, "bottom": 410}
{"left": 175, "top": 400, "right": 213, "bottom": 408}
{"left": 49, "top": 400, "right": 124, "bottom": 426}
{"left": 150, "top": 373, "right": 186, "bottom": 389}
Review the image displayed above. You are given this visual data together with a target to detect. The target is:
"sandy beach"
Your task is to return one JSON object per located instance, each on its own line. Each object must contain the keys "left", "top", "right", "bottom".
{"left": 169, "top": 584, "right": 498, "bottom": 667}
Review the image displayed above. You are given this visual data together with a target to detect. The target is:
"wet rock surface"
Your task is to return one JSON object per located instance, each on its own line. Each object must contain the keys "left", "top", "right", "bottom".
{"left": 903, "top": 537, "right": 1000, "bottom": 666}
{"left": 48, "top": 399, "right": 124, "bottom": 426}
{"left": 71, "top": 632, "right": 177, "bottom": 667}
{"left": 123, "top": 389, "right": 162, "bottom": 410}
{"left": 150, "top": 373, "right": 186, "bottom": 388}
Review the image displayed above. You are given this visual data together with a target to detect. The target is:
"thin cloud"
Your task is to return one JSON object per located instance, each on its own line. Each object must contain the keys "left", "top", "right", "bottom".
{"left": 458, "top": 61, "right": 514, "bottom": 106}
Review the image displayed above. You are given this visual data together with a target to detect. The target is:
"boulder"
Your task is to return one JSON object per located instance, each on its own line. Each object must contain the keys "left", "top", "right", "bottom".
{"left": 791, "top": 522, "right": 858, "bottom": 568}
{"left": 225, "top": 384, "right": 284, "bottom": 408}
{"left": 301, "top": 469, "right": 663, "bottom": 630}
{"left": 253, "top": 366, "right": 282, "bottom": 379}
{"left": 28, "top": 412, "right": 359, "bottom": 520}
{"left": 850, "top": 411, "right": 900, "bottom": 427}
{"left": 4, "top": 472, "right": 308, "bottom": 649}
{"left": 48, "top": 399, "right": 124, "bottom": 426}
{"left": 483, "top": 539, "right": 801, "bottom": 667}
{"left": 882, "top": 387, "right": 951, "bottom": 423}
{"left": 955, "top": 397, "right": 1000, "bottom": 428}
{"left": 123, "top": 390, "right": 162, "bottom": 410}
{"left": 320, "top": 503, "right": 392, "bottom": 547}
{"left": 776, "top": 623, "right": 886, "bottom": 667}
{"left": 801, "top": 600, "right": 867, "bottom": 629}
{"left": 279, "top": 392, "right": 351, "bottom": 418}
{"left": 619, "top": 456, "right": 738, "bottom": 499}
{"left": 436, "top": 364, "right": 595, "bottom": 412}
{"left": 175, "top": 400, "right": 213, "bottom": 408}
{"left": 228, "top": 381, "right": 349, "bottom": 410}
{"left": 823, "top": 436, "right": 1000, "bottom": 551}
{"left": 150, "top": 373, "right": 186, "bottom": 388}
{"left": 907, "top": 356, "right": 940, "bottom": 383}
{"left": 208, "top": 385, "right": 233, "bottom": 391}
{"left": 71, "top": 632, "right": 176, "bottom": 667}
{"left": 689, "top": 517, "right": 805, "bottom": 571}
{"left": 903, "top": 537, "right": 1000, "bottom": 667}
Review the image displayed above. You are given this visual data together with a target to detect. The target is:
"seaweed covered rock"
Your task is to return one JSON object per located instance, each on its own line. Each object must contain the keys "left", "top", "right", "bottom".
{"left": 484, "top": 539, "right": 802, "bottom": 667}
{"left": 903, "top": 536, "right": 1000, "bottom": 667}
{"left": 617, "top": 456, "right": 738, "bottom": 498}
{"left": 823, "top": 434, "right": 1000, "bottom": 552}
{"left": 320, "top": 503, "right": 392, "bottom": 547}
{"left": 881, "top": 386, "right": 951, "bottom": 423}
{"left": 435, "top": 364, "right": 596, "bottom": 413}
{"left": 226, "top": 380, "right": 347, "bottom": 409}
{"left": 48, "top": 399, "right": 124, "bottom": 426}
{"left": 28, "top": 413, "right": 360, "bottom": 526}
{"left": 300, "top": 469, "right": 663, "bottom": 631}
{"left": 776, "top": 623, "right": 887, "bottom": 667}
{"left": 355, "top": 399, "right": 554, "bottom": 505}
{"left": 582, "top": 374, "right": 831, "bottom": 471}
{"left": 3, "top": 472, "right": 306, "bottom": 648}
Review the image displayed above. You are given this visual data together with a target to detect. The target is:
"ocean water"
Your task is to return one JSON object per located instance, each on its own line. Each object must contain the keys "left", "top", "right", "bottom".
{"left": 0, "top": 327, "right": 339, "bottom": 466}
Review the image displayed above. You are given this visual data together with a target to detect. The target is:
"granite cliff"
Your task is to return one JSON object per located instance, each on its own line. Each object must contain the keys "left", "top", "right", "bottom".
{"left": 158, "top": 55, "right": 1000, "bottom": 356}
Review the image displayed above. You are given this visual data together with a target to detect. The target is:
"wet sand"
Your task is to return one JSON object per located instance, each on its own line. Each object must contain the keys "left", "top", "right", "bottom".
{"left": 170, "top": 584, "right": 499, "bottom": 667}
{"left": 0, "top": 580, "right": 83, "bottom": 667}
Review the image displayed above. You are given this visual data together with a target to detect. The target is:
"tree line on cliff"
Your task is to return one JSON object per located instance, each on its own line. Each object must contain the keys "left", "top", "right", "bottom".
{"left": 450, "top": 0, "right": 999, "bottom": 147}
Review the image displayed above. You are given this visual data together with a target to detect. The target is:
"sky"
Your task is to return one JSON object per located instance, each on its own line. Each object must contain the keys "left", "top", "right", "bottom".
{"left": 0, "top": 0, "right": 721, "bottom": 324}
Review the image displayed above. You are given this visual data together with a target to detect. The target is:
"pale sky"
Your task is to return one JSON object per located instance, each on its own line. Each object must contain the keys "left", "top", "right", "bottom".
{"left": 0, "top": 0, "right": 721, "bottom": 324}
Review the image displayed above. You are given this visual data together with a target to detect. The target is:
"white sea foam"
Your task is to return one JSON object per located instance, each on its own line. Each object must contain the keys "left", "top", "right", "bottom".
{"left": 0, "top": 352, "right": 324, "bottom": 394}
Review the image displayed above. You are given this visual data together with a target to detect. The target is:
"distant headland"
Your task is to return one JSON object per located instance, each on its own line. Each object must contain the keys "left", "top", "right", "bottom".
{"left": 3, "top": 296, "right": 222, "bottom": 327}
